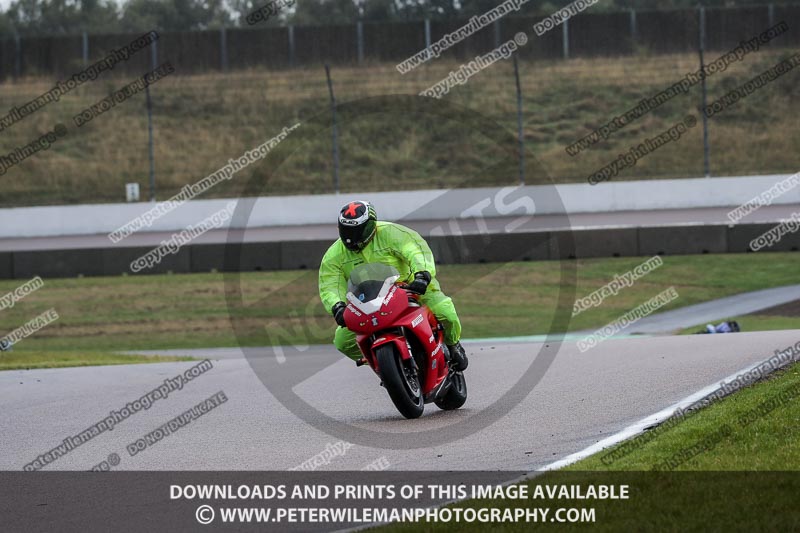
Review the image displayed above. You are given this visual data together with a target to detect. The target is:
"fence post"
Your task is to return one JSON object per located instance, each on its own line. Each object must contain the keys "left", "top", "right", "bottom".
{"left": 768, "top": 4, "right": 775, "bottom": 27}
{"left": 14, "top": 32, "right": 21, "bottom": 78}
{"left": 150, "top": 38, "right": 158, "bottom": 69}
{"left": 493, "top": 19, "right": 501, "bottom": 48}
{"left": 697, "top": 6, "right": 711, "bottom": 177}
{"left": 357, "top": 21, "right": 364, "bottom": 64}
{"left": 629, "top": 9, "right": 637, "bottom": 44}
{"left": 220, "top": 27, "right": 228, "bottom": 72}
{"left": 146, "top": 37, "right": 158, "bottom": 199}
{"left": 288, "top": 25, "right": 295, "bottom": 66}
{"left": 82, "top": 31, "right": 89, "bottom": 65}
{"left": 562, "top": 19, "right": 569, "bottom": 59}
{"left": 145, "top": 84, "right": 156, "bottom": 201}
{"left": 512, "top": 54, "right": 525, "bottom": 185}
{"left": 324, "top": 64, "right": 340, "bottom": 193}
{"left": 424, "top": 19, "right": 431, "bottom": 50}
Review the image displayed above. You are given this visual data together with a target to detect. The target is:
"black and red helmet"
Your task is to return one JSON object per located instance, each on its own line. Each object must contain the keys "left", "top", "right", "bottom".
{"left": 338, "top": 200, "right": 377, "bottom": 251}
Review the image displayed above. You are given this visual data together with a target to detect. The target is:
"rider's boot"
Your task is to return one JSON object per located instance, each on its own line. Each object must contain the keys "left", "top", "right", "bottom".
{"left": 446, "top": 342, "right": 468, "bottom": 371}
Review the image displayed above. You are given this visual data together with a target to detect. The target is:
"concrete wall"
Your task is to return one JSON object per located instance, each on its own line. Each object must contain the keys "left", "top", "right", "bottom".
{"left": 2, "top": 173, "right": 798, "bottom": 239}
{"left": 4, "top": 223, "right": 796, "bottom": 279}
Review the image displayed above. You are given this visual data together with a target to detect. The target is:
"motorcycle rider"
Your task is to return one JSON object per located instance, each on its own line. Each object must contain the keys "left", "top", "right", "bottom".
{"left": 318, "top": 200, "right": 468, "bottom": 371}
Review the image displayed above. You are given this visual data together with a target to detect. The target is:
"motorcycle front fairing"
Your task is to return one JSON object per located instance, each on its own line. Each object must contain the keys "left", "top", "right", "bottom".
{"left": 343, "top": 264, "right": 449, "bottom": 396}
{"left": 346, "top": 283, "right": 414, "bottom": 370}
{"left": 353, "top": 293, "right": 449, "bottom": 399}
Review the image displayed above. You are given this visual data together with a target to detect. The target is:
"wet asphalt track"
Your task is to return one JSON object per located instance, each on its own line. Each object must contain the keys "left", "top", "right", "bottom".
{"left": 2, "top": 330, "right": 798, "bottom": 472}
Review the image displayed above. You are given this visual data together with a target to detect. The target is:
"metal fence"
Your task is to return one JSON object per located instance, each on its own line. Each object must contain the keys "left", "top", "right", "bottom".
{"left": 0, "top": 4, "right": 798, "bottom": 207}
{"left": 2, "top": 5, "right": 800, "bottom": 79}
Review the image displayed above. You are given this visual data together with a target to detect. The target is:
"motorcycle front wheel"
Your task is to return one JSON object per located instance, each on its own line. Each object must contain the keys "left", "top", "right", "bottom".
{"left": 376, "top": 344, "right": 424, "bottom": 419}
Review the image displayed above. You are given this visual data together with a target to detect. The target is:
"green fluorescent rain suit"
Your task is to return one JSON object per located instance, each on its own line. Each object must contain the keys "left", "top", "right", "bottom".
{"left": 318, "top": 221, "right": 462, "bottom": 361}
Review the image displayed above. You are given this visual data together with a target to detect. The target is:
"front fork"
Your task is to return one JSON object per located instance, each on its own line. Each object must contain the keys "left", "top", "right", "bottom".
{"left": 436, "top": 322, "right": 456, "bottom": 369}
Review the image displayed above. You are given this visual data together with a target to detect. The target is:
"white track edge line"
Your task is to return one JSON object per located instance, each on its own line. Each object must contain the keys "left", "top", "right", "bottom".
{"left": 537, "top": 355, "right": 778, "bottom": 471}
{"left": 338, "top": 352, "right": 793, "bottom": 532}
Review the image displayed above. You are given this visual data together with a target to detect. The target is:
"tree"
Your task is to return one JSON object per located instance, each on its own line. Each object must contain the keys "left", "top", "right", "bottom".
{"left": 291, "top": 0, "right": 360, "bottom": 26}
{"left": 361, "top": 0, "right": 398, "bottom": 21}
{"left": 0, "top": 0, "right": 789, "bottom": 37}
{"left": 120, "top": 0, "right": 231, "bottom": 32}
{"left": 229, "top": 0, "right": 290, "bottom": 27}
{"left": 5, "top": 0, "right": 120, "bottom": 36}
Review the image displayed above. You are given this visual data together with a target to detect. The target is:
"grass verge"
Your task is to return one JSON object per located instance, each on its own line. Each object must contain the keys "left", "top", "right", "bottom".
{"left": 378, "top": 362, "right": 800, "bottom": 532}
{"left": 680, "top": 315, "right": 800, "bottom": 334}
{"left": 1, "top": 252, "right": 798, "bottom": 351}
{"left": 0, "top": 350, "right": 195, "bottom": 370}
{"left": 680, "top": 297, "right": 800, "bottom": 334}
{"left": 2, "top": 49, "right": 798, "bottom": 206}
{"left": 564, "top": 361, "right": 800, "bottom": 471}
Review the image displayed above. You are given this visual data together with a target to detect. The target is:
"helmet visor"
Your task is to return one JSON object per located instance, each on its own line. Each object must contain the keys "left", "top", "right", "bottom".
{"left": 339, "top": 219, "right": 375, "bottom": 251}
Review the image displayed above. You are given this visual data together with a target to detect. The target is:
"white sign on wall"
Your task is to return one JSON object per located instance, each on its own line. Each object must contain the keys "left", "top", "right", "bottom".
{"left": 125, "top": 183, "right": 140, "bottom": 202}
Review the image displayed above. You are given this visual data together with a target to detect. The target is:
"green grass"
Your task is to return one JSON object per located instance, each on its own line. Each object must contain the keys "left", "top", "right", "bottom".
{"left": 377, "top": 362, "right": 800, "bottom": 532}
{"left": 0, "top": 252, "right": 798, "bottom": 352}
{"left": 566, "top": 362, "right": 800, "bottom": 471}
{"left": 0, "top": 349, "right": 194, "bottom": 370}
{"left": 680, "top": 315, "right": 800, "bottom": 335}
{"left": 1, "top": 48, "right": 798, "bottom": 207}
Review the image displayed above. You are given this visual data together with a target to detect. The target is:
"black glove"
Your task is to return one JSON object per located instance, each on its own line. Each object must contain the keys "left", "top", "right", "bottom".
{"left": 406, "top": 271, "right": 431, "bottom": 295}
{"left": 332, "top": 302, "right": 347, "bottom": 327}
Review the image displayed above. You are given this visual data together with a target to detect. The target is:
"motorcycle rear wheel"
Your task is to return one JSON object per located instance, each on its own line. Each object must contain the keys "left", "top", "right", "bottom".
{"left": 376, "top": 344, "right": 424, "bottom": 419}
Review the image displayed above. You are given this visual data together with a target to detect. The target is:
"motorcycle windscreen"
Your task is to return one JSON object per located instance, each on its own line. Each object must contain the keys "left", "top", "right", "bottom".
{"left": 346, "top": 263, "right": 400, "bottom": 315}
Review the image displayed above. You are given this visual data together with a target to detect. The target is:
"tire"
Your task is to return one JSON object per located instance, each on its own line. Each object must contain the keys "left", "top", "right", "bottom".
{"left": 434, "top": 371, "right": 467, "bottom": 411}
{"left": 376, "top": 344, "right": 424, "bottom": 419}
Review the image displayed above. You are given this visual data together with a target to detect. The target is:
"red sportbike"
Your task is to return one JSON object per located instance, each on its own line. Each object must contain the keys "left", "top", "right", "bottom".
{"left": 343, "top": 263, "right": 467, "bottom": 419}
